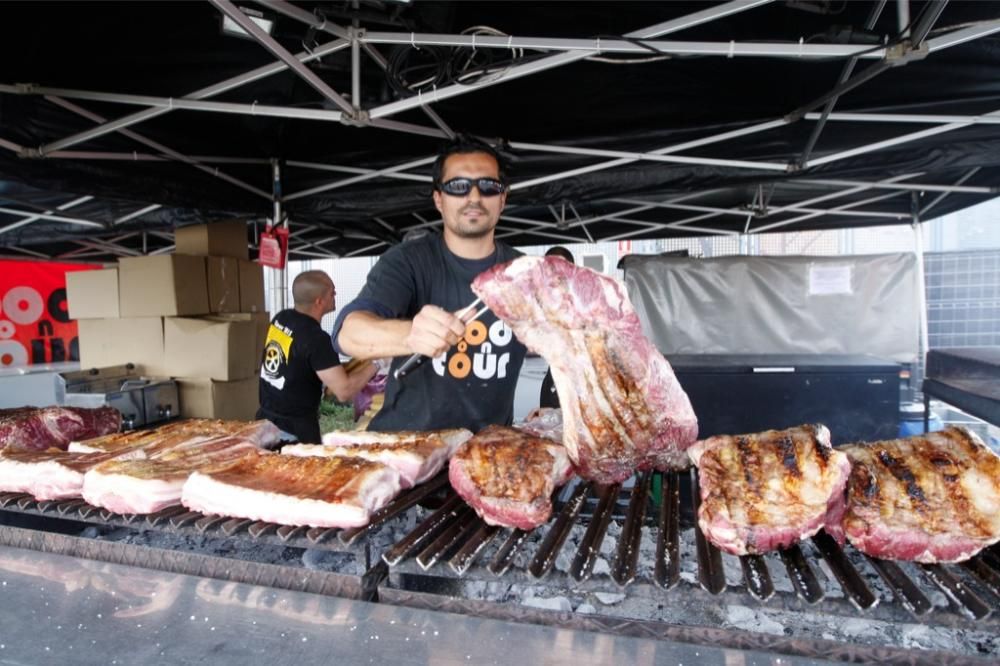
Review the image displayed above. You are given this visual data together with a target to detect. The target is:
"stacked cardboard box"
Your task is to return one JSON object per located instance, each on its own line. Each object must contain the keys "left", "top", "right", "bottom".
{"left": 70, "top": 221, "right": 269, "bottom": 421}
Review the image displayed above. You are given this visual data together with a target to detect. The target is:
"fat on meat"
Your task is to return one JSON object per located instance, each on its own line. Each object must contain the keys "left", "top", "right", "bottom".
{"left": 688, "top": 424, "right": 850, "bottom": 555}
{"left": 472, "top": 256, "right": 697, "bottom": 484}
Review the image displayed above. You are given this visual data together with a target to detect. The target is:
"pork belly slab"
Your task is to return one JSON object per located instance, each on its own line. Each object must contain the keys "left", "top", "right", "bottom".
{"left": 82, "top": 435, "right": 260, "bottom": 514}
{"left": 283, "top": 428, "right": 471, "bottom": 488}
{"left": 69, "top": 419, "right": 280, "bottom": 454}
{"left": 834, "top": 427, "right": 1000, "bottom": 563}
{"left": 0, "top": 449, "right": 120, "bottom": 500}
{"left": 181, "top": 452, "right": 402, "bottom": 528}
{"left": 473, "top": 256, "right": 697, "bottom": 484}
{"left": 688, "top": 424, "right": 850, "bottom": 556}
{"left": 449, "top": 425, "right": 574, "bottom": 530}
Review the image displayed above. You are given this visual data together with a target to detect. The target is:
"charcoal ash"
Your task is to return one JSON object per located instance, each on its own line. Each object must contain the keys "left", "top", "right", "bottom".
{"left": 79, "top": 524, "right": 364, "bottom": 574}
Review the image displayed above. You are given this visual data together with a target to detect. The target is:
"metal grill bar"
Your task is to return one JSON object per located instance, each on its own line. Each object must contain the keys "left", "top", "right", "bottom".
{"left": 866, "top": 557, "right": 932, "bottom": 616}
{"left": 449, "top": 523, "right": 500, "bottom": 576}
{"left": 382, "top": 493, "right": 463, "bottom": 566}
{"left": 529, "top": 482, "right": 591, "bottom": 578}
{"left": 961, "top": 557, "right": 1000, "bottom": 599}
{"left": 919, "top": 564, "right": 993, "bottom": 620}
{"left": 811, "top": 532, "right": 878, "bottom": 609}
{"left": 654, "top": 472, "right": 681, "bottom": 590}
{"left": 222, "top": 518, "right": 253, "bottom": 537}
{"left": 147, "top": 506, "right": 186, "bottom": 526}
{"left": 612, "top": 472, "right": 651, "bottom": 586}
{"left": 740, "top": 555, "right": 775, "bottom": 602}
{"left": 488, "top": 528, "right": 528, "bottom": 576}
{"left": 570, "top": 482, "right": 620, "bottom": 582}
{"left": 779, "top": 545, "right": 825, "bottom": 604}
{"left": 691, "top": 470, "right": 726, "bottom": 594}
{"left": 416, "top": 506, "right": 478, "bottom": 571}
{"left": 340, "top": 472, "right": 450, "bottom": 545}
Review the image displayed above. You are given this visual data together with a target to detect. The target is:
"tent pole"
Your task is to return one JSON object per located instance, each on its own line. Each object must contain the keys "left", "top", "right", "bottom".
{"left": 911, "top": 192, "right": 930, "bottom": 404}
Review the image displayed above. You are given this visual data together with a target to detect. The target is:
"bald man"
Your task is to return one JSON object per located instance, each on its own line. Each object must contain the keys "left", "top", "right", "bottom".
{"left": 258, "top": 270, "right": 376, "bottom": 443}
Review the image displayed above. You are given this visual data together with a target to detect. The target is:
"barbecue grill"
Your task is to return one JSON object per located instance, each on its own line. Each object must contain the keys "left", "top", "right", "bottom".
{"left": 1, "top": 466, "right": 997, "bottom": 664}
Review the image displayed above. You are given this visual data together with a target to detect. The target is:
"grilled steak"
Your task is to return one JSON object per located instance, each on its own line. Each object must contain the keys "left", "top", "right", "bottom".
{"left": 688, "top": 424, "right": 850, "bottom": 555}
{"left": 283, "top": 428, "right": 471, "bottom": 488}
{"left": 473, "top": 256, "right": 697, "bottom": 484}
{"left": 834, "top": 427, "right": 1000, "bottom": 563}
{"left": 0, "top": 406, "right": 121, "bottom": 452}
{"left": 82, "top": 434, "right": 260, "bottom": 514}
{"left": 449, "top": 425, "right": 574, "bottom": 530}
{"left": 181, "top": 452, "right": 402, "bottom": 528}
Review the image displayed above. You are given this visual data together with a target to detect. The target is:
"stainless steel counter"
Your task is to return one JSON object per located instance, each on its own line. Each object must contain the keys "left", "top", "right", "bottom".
{"left": 0, "top": 543, "right": 834, "bottom": 665}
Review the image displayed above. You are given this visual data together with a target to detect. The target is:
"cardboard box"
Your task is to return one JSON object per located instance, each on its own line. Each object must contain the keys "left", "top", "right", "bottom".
{"left": 164, "top": 316, "right": 258, "bottom": 381}
{"left": 209, "top": 312, "right": 271, "bottom": 368}
{"left": 238, "top": 259, "right": 266, "bottom": 313}
{"left": 118, "top": 255, "right": 209, "bottom": 318}
{"left": 77, "top": 317, "right": 166, "bottom": 375}
{"left": 177, "top": 377, "right": 258, "bottom": 421}
{"left": 206, "top": 256, "right": 240, "bottom": 314}
{"left": 174, "top": 221, "right": 249, "bottom": 260}
{"left": 67, "top": 268, "right": 119, "bottom": 319}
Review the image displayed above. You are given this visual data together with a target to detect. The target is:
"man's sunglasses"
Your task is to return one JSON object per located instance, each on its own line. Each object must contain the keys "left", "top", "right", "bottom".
{"left": 437, "top": 177, "right": 506, "bottom": 197}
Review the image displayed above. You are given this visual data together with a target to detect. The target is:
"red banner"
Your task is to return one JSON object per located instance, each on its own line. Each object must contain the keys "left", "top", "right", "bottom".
{"left": 0, "top": 260, "right": 99, "bottom": 369}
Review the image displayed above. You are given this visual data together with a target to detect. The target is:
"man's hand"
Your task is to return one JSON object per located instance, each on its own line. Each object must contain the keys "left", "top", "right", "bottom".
{"left": 405, "top": 304, "right": 468, "bottom": 358}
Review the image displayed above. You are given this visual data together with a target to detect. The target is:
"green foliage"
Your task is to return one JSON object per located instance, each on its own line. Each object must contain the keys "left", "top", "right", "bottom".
{"left": 318, "top": 400, "right": 355, "bottom": 434}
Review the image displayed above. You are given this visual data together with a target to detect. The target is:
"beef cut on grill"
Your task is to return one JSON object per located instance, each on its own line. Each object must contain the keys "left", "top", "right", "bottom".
{"left": 181, "top": 452, "right": 403, "bottom": 528}
{"left": 282, "top": 428, "right": 472, "bottom": 488}
{"left": 449, "top": 425, "right": 574, "bottom": 530}
{"left": 833, "top": 426, "right": 1000, "bottom": 563}
{"left": 688, "top": 424, "right": 850, "bottom": 556}
{"left": 473, "top": 256, "right": 698, "bottom": 484}
{"left": 0, "top": 406, "right": 121, "bottom": 452}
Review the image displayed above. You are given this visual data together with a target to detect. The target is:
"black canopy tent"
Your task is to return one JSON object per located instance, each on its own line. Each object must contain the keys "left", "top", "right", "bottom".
{"left": 0, "top": 0, "right": 999, "bottom": 260}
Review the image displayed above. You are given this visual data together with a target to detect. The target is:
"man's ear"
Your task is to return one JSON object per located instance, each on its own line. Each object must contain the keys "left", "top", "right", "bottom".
{"left": 432, "top": 189, "right": 444, "bottom": 214}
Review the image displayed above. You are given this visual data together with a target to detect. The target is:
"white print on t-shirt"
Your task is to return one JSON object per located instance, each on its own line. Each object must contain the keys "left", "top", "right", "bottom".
{"left": 432, "top": 319, "right": 513, "bottom": 381}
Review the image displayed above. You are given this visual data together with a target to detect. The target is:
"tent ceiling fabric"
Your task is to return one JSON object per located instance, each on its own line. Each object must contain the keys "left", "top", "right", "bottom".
{"left": 1, "top": 0, "right": 999, "bottom": 260}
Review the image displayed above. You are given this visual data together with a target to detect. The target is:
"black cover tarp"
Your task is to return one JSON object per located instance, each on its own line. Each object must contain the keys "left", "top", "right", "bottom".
{"left": 0, "top": 1, "right": 998, "bottom": 258}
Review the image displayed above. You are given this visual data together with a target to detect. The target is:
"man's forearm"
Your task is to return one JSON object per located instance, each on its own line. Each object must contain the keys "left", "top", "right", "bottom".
{"left": 337, "top": 311, "right": 413, "bottom": 359}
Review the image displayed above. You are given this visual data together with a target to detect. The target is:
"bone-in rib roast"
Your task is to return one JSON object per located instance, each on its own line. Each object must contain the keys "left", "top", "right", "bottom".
{"left": 449, "top": 425, "right": 574, "bottom": 530}
{"left": 688, "top": 424, "right": 851, "bottom": 555}
{"left": 473, "top": 256, "right": 698, "bottom": 484}
{"left": 833, "top": 426, "right": 1000, "bottom": 563}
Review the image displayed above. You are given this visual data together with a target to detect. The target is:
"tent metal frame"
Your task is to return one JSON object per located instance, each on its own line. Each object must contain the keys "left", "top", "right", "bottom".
{"left": 1, "top": 0, "right": 999, "bottom": 258}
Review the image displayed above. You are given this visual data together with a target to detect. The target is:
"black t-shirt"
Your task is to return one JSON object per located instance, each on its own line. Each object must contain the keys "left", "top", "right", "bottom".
{"left": 333, "top": 232, "right": 526, "bottom": 432}
{"left": 258, "top": 308, "right": 340, "bottom": 443}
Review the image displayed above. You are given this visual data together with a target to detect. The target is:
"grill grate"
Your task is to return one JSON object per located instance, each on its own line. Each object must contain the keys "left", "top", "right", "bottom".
{"left": 373, "top": 469, "right": 1000, "bottom": 625}
{"left": 2, "top": 467, "right": 999, "bottom": 626}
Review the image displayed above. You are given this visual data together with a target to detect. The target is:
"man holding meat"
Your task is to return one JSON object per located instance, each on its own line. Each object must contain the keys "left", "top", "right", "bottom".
{"left": 333, "top": 136, "right": 527, "bottom": 432}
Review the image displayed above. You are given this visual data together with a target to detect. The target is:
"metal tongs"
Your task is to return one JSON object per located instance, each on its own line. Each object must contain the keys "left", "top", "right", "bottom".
{"left": 394, "top": 297, "right": 490, "bottom": 380}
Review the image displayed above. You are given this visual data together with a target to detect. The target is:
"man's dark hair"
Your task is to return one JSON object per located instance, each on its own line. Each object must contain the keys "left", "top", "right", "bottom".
{"left": 431, "top": 135, "right": 508, "bottom": 189}
{"left": 545, "top": 246, "right": 574, "bottom": 263}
